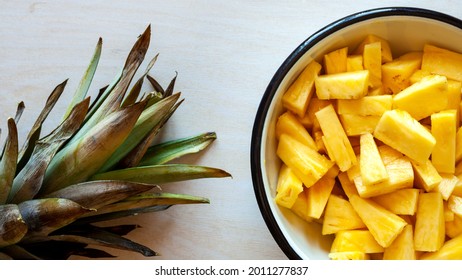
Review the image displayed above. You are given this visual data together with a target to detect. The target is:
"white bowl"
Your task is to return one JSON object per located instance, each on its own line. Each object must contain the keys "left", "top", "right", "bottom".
{"left": 251, "top": 7, "right": 462, "bottom": 259}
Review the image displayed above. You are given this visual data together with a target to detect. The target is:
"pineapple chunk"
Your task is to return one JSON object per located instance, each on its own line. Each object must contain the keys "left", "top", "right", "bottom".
{"left": 337, "top": 95, "right": 392, "bottom": 116}
{"left": 378, "top": 145, "right": 404, "bottom": 164}
{"left": 448, "top": 195, "right": 462, "bottom": 217}
{"left": 328, "top": 251, "right": 369, "bottom": 260}
{"left": 276, "top": 111, "right": 317, "bottom": 150}
{"left": 432, "top": 174, "right": 459, "bottom": 201}
{"left": 455, "top": 127, "right": 462, "bottom": 163}
{"left": 414, "top": 192, "right": 445, "bottom": 252}
{"left": 277, "top": 134, "right": 334, "bottom": 188}
{"left": 346, "top": 55, "right": 364, "bottom": 72}
{"left": 315, "top": 105, "right": 357, "bottom": 171}
{"left": 274, "top": 164, "right": 304, "bottom": 209}
{"left": 353, "top": 34, "right": 393, "bottom": 63}
{"left": 411, "top": 159, "right": 442, "bottom": 192}
{"left": 372, "top": 188, "right": 420, "bottom": 215}
{"left": 446, "top": 214, "right": 462, "bottom": 238}
{"left": 339, "top": 114, "right": 381, "bottom": 136}
{"left": 349, "top": 195, "right": 407, "bottom": 247}
{"left": 431, "top": 110, "right": 457, "bottom": 173}
{"left": 382, "top": 52, "right": 422, "bottom": 94}
{"left": 331, "top": 230, "right": 384, "bottom": 253}
{"left": 306, "top": 176, "right": 336, "bottom": 219}
{"left": 420, "top": 233, "right": 462, "bottom": 260}
{"left": 297, "top": 98, "right": 333, "bottom": 130}
{"left": 422, "top": 44, "right": 462, "bottom": 82}
{"left": 322, "top": 195, "right": 366, "bottom": 235}
{"left": 290, "top": 189, "right": 313, "bottom": 223}
{"left": 363, "top": 42, "right": 382, "bottom": 88}
{"left": 373, "top": 109, "right": 436, "bottom": 164}
{"left": 353, "top": 155, "right": 414, "bottom": 198}
{"left": 446, "top": 81, "right": 461, "bottom": 126}
{"left": 315, "top": 70, "right": 370, "bottom": 100}
{"left": 282, "top": 60, "right": 322, "bottom": 117}
{"left": 393, "top": 74, "right": 448, "bottom": 120}
{"left": 360, "top": 133, "right": 388, "bottom": 185}
{"left": 323, "top": 47, "right": 348, "bottom": 74}
{"left": 383, "top": 225, "right": 416, "bottom": 260}
{"left": 338, "top": 171, "right": 359, "bottom": 199}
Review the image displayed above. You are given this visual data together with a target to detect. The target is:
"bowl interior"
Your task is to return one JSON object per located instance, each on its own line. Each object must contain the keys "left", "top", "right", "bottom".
{"left": 254, "top": 8, "right": 462, "bottom": 260}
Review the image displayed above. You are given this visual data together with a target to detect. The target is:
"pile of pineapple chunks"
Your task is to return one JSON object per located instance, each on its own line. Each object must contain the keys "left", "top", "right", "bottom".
{"left": 275, "top": 34, "right": 462, "bottom": 260}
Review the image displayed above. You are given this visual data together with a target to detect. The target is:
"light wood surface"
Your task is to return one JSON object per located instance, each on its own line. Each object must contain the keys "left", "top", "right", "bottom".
{"left": 1, "top": 0, "right": 461, "bottom": 260}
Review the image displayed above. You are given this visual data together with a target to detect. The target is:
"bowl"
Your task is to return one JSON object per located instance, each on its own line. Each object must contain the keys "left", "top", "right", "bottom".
{"left": 251, "top": 7, "right": 462, "bottom": 259}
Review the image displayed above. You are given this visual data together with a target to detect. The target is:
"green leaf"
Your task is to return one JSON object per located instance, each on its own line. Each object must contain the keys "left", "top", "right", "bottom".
{"left": 63, "top": 38, "right": 102, "bottom": 120}
{"left": 43, "top": 180, "right": 157, "bottom": 209}
{"left": 16, "top": 80, "right": 67, "bottom": 173}
{"left": 9, "top": 98, "right": 90, "bottom": 203}
{"left": 0, "top": 204, "right": 28, "bottom": 248}
{"left": 92, "top": 164, "right": 231, "bottom": 184}
{"left": 74, "top": 205, "right": 172, "bottom": 224}
{"left": 0, "top": 119, "right": 18, "bottom": 203}
{"left": 139, "top": 132, "right": 217, "bottom": 166}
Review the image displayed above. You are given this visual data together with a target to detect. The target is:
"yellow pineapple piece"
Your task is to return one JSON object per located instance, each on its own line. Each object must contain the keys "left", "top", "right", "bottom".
{"left": 353, "top": 155, "right": 414, "bottom": 198}
{"left": 448, "top": 195, "right": 462, "bottom": 218}
{"left": 382, "top": 52, "right": 422, "bottom": 94}
{"left": 331, "top": 230, "right": 384, "bottom": 253}
{"left": 274, "top": 164, "right": 304, "bottom": 209}
{"left": 339, "top": 114, "right": 381, "bottom": 136}
{"left": 446, "top": 214, "right": 462, "bottom": 238}
{"left": 372, "top": 188, "right": 420, "bottom": 215}
{"left": 306, "top": 176, "right": 336, "bottom": 219}
{"left": 323, "top": 47, "right": 348, "bottom": 74}
{"left": 431, "top": 110, "right": 457, "bottom": 173}
{"left": 420, "top": 233, "right": 462, "bottom": 260}
{"left": 411, "top": 159, "right": 442, "bottom": 192}
{"left": 432, "top": 174, "right": 459, "bottom": 201}
{"left": 277, "top": 134, "right": 334, "bottom": 188}
{"left": 373, "top": 109, "right": 436, "bottom": 164}
{"left": 363, "top": 42, "right": 382, "bottom": 88}
{"left": 349, "top": 194, "right": 407, "bottom": 247}
{"left": 315, "top": 105, "right": 357, "bottom": 171}
{"left": 314, "top": 70, "right": 370, "bottom": 100}
{"left": 360, "top": 132, "right": 388, "bottom": 185}
{"left": 297, "top": 97, "right": 333, "bottom": 130}
{"left": 454, "top": 174, "right": 462, "bottom": 196}
{"left": 378, "top": 145, "right": 404, "bottom": 164}
{"left": 353, "top": 34, "right": 393, "bottom": 63}
{"left": 328, "top": 251, "right": 369, "bottom": 260}
{"left": 337, "top": 95, "right": 392, "bottom": 116}
{"left": 444, "top": 200, "right": 455, "bottom": 222}
{"left": 422, "top": 44, "right": 462, "bottom": 82}
{"left": 393, "top": 74, "right": 448, "bottom": 120}
{"left": 322, "top": 195, "right": 366, "bottom": 235}
{"left": 290, "top": 189, "right": 313, "bottom": 223}
{"left": 414, "top": 192, "right": 445, "bottom": 252}
{"left": 383, "top": 225, "right": 416, "bottom": 260}
{"left": 276, "top": 111, "right": 317, "bottom": 150}
{"left": 409, "top": 69, "right": 431, "bottom": 84}
{"left": 446, "top": 81, "right": 461, "bottom": 127}
{"left": 455, "top": 127, "right": 462, "bottom": 163}
{"left": 312, "top": 130, "right": 326, "bottom": 154}
{"left": 338, "top": 171, "right": 359, "bottom": 199}
{"left": 346, "top": 55, "right": 364, "bottom": 72}
{"left": 282, "top": 60, "right": 322, "bottom": 117}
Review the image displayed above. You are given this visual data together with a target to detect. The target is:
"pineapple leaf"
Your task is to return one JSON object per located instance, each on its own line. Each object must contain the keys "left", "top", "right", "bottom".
{"left": 17, "top": 198, "right": 94, "bottom": 241}
{"left": 50, "top": 224, "right": 157, "bottom": 257}
{"left": 42, "top": 180, "right": 157, "bottom": 209}
{"left": 147, "top": 74, "right": 165, "bottom": 96}
{"left": 97, "top": 93, "right": 181, "bottom": 173}
{"left": 21, "top": 240, "right": 114, "bottom": 259}
{"left": 0, "top": 119, "right": 18, "bottom": 203}
{"left": 0, "top": 204, "right": 28, "bottom": 247}
{"left": 139, "top": 132, "right": 217, "bottom": 166}
{"left": 84, "top": 192, "right": 209, "bottom": 217}
{"left": 41, "top": 100, "right": 147, "bottom": 195}
{"left": 92, "top": 164, "right": 231, "bottom": 184}
{"left": 164, "top": 72, "right": 178, "bottom": 97}
{"left": 0, "top": 244, "right": 41, "bottom": 260}
{"left": 14, "top": 102, "right": 25, "bottom": 124}
{"left": 74, "top": 205, "right": 172, "bottom": 224}
{"left": 9, "top": 98, "right": 90, "bottom": 203}
{"left": 118, "top": 98, "right": 184, "bottom": 169}
{"left": 63, "top": 38, "right": 102, "bottom": 120}
{"left": 100, "top": 224, "right": 141, "bottom": 236}
{"left": 16, "top": 80, "right": 68, "bottom": 173}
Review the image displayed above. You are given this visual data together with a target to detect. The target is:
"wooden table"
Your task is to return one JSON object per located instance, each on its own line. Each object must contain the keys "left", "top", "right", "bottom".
{"left": 1, "top": 0, "right": 461, "bottom": 260}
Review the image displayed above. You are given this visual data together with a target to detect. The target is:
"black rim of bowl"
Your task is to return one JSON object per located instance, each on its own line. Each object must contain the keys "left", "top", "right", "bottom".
{"left": 250, "top": 6, "right": 462, "bottom": 260}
